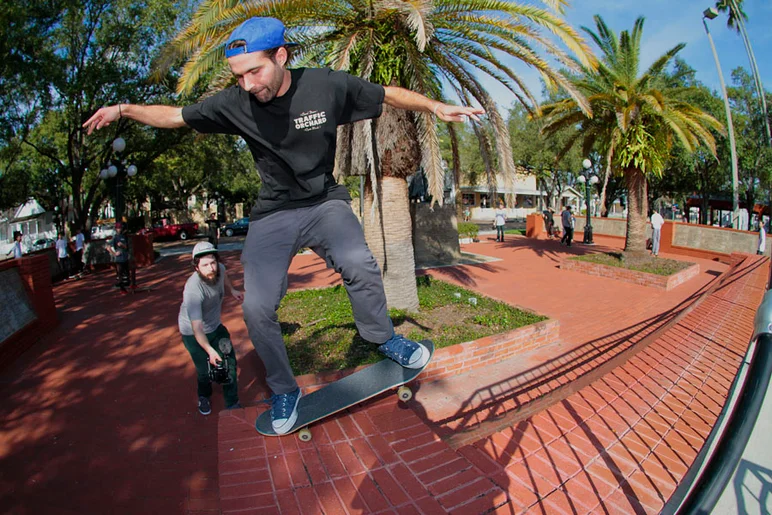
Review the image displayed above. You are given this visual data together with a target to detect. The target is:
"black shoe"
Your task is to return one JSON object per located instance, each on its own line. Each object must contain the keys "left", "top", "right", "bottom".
{"left": 198, "top": 396, "right": 211, "bottom": 415}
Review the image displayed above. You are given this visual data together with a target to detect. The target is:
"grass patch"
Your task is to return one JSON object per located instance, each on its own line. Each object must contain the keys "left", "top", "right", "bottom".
{"left": 504, "top": 229, "right": 526, "bottom": 235}
{"left": 278, "top": 276, "right": 546, "bottom": 375}
{"left": 573, "top": 252, "right": 692, "bottom": 276}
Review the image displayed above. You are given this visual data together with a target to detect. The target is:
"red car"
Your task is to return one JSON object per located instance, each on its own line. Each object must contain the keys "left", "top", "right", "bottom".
{"left": 141, "top": 218, "right": 199, "bottom": 241}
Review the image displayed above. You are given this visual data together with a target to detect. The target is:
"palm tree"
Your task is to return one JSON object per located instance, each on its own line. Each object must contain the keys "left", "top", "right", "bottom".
{"left": 714, "top": 0, "right": 770, "bottom": 147}
{"left": 158, "top": 0, "right": 596, "bottom": 310}
{"left": 540, "top": 16, "right": 723, "bottom": 253}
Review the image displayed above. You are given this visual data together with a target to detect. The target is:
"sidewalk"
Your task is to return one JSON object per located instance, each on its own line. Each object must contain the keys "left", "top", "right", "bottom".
{"left": 0, "top": 234, "right": 763, "bottom": 514}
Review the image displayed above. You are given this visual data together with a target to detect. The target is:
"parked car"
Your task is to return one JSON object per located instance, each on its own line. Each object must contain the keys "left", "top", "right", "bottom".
{"left": 222, "top": 217, "right": 250, "bottom": 237}
{"left": 140, "top": 218, "right": 199, "bottom": 241}
{"left": 91, "top": 224, "right": 116, "bottom": 240}
{"left": 31, "top": 238, "right": 56, "bottom": 251}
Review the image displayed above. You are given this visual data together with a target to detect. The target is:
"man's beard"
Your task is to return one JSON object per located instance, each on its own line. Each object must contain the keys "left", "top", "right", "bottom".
{"left": 251, "top": 68, "right": 283, "bottom": 103}
{"left": 197, "top": 268, "right": 219, "bottom": 285}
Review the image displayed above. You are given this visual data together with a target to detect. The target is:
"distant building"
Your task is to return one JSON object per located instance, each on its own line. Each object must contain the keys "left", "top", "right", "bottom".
{"left": 452, "top": 170, "right": 584, "bottom": 220}
{"left": 0, "top": 200, "right": 56, "bottom": 256}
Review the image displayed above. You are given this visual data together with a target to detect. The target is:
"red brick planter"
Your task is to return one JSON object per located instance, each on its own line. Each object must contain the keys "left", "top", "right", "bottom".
{"left": 560, "top": 258, "right": 700, "bottom": 290}
{"left": 295, "top": 318, "right": 560, "bottom": 392}
{"left": 0, "top": 255, "right": 58, "bottom": 371}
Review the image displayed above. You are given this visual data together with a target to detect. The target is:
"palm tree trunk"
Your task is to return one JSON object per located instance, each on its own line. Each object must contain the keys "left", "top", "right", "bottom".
{"left": 363, "top": 175, "right": 419, "bottom": 312}
{"left": 447, "top": 124, "right": 463, "bottom": 219}
{"left": 624, "top": 167, "right": 649, "bottom": 253}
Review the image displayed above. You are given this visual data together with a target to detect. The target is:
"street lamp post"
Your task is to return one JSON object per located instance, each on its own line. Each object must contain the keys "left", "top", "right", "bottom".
{"left": 576, "top": 158, "right": 597, "bottom": 244}
{"left": 703, "top": 7, "right": 740, "bottom": 229}
{"left": 100, "top": 137, "right": 138, "bottom": 224}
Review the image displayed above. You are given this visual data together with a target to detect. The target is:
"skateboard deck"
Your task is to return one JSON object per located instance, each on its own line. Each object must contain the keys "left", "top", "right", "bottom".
{"left": 256, "top": 339, "right": 434, "bottom": 439}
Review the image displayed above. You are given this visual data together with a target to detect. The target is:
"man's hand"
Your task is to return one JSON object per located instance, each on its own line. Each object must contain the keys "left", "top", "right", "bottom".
{"left": 231, "top": 289, "right": 244, "bottom": 303}
{"left": 434, "top": 104, "right": 485, "bottom": 123}
{"left": 83, "top": 105, "right": 121, "bottom": 135}
{"left": 208, "top": 350, "right": 222, "bottom": 366}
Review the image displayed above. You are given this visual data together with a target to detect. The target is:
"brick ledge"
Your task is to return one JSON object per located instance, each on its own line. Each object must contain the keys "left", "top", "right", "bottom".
{"left": 293, "top": 318, "right": 560, "bottom": 392}
{"left": 560, "top": 257, "right": 700, "bottom": 290}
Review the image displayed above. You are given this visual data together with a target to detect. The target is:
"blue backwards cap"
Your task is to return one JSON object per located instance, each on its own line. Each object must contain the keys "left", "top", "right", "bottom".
{"left": 224, "top": 17, "right": 297, "bottom": 58}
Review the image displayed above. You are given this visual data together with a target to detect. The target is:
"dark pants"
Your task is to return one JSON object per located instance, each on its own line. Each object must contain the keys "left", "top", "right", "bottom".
{"left": 58, "top": 257, "right": 70, "bottom": 278}
{"left": 73, "top": 250, "right": 83, "bottom": 273}
{"left": 241, "top": 200, "right": 392, "bottom": 395}
{"left": 181, "top": 324, "right": 239, "bottom": 407}
{"left": 561, "top": 226, "right": 574, "bottom": 246}
{"left": 496, "top": 225, "right": 505, "bottom": 241}
{"left": 115, "top": 261, "right": 130, "bottom": 287}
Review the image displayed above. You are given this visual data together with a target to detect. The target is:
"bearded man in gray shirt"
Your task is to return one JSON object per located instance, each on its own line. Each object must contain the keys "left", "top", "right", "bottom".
{"left": 179, "top": 242, "right": 245, "bottom": 415}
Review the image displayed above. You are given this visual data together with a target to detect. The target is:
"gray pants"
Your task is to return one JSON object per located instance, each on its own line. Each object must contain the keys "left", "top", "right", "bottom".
{"left": 241, "top": 200, "right": 393, "bottom": 395}
{"left": 652, "top": 228, "right": 661, "bottom": 255}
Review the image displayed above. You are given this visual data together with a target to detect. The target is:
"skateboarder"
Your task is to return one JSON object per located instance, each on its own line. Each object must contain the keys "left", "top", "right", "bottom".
{"left": 179, "top": 242, "right": 244, "bottom": 415}
{"left": 83, "top": 16, "right": 484, "bottom": 434}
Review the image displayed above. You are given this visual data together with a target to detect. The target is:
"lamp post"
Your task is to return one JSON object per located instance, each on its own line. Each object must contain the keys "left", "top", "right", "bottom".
{"left": 576, "top": 158, "right": 597, "bottom": 244}
{"left": 99, "top": 137, "right": 138, "bottom": 224}
{"left": 703, "top": 7, "right": 740, "bottom": 229}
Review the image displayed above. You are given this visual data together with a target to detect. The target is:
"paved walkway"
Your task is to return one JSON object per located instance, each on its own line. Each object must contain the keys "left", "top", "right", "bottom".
{"left": 0, "top": 234, "right": 765, "bottom": 514}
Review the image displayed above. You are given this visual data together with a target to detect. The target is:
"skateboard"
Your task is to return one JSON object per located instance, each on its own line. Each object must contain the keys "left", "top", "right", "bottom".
{"left": 256, "top": 339, "right": 434, "bottom": 441}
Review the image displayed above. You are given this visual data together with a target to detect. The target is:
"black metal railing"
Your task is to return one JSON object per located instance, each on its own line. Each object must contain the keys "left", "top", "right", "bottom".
{"left": 662, "top": 257, "right": 772, "bottom": 514}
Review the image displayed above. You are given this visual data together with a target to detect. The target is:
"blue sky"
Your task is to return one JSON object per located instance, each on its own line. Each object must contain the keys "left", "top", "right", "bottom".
{"left": 484, "top": 0, "right": 772, "bottom": 109}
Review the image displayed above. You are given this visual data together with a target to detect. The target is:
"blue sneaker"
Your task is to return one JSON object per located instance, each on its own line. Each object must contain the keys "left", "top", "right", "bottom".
{"left": 378, "top": 334, "right": 429, "bottom": 369}
{"left": 270, "top": 388, "right": 301, "bottom": 434}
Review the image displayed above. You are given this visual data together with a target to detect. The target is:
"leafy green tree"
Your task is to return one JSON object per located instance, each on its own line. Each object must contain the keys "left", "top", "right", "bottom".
{"left": 508, "top": 103, "right": 582, "bottom": 211}
{"left": 649, "top": 60, "right": 730, "bottom": 224}
{"left": 159, "top": 0, "right": 596, "bottom": 310}
{"left": 540, "top": 16, "right": 723, "bottom": 252}
{"left": 728, "top": 68, "right": 772, "bottom": 229}
{"left": 0, "top": 0, "right": 190, "bottom": 233}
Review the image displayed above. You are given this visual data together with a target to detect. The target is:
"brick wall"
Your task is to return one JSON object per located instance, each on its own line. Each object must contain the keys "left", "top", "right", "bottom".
{"left": 296, "top": 318, "right": 560, "bottom": 392}
{"left": 0, "top": 255, "right": 58, "bottom": 370}
{"left": 560, "top": 258, "right": 700, "bottom": 290}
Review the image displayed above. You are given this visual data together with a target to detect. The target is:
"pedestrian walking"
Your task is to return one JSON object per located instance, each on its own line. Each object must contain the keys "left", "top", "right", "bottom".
{"left": 560, "top": 206, "right": 575, "bottom": 247}
{"left": 758, "top": 224, "right": 766, "bottom": 256}
{"left": 84, "top": 16, "right": 484, "bottom": 434}
{"left": 494, "top": 201, "right": 507, "bottom": 242}
{"left": 206, "top": 212, "right": 221, "bottom": 248}
{"left": 74, "top": 227, "right": 85, "bottom": 274}
{"left": 107, "top": 222, "right": 130, "bottom": 291}
{"left": 651, "top": 211, "right": 664, "bottom": 256}
{"left": 7, "top": 231, "right": 23, "bottom": 259}
{"left": 55, "top": 232, "right": 70, "bottom": 278}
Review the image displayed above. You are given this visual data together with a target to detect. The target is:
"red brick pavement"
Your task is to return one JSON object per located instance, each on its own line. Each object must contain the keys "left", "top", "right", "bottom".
{"left": 0, "top": 235, "right": 765, "bottom": 514}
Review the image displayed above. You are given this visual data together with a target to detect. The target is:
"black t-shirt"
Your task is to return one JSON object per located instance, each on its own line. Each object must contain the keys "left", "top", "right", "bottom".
{"left": 206, "top": 219, "right": 220, "bottom": 235}
{"left": 182, "top": 68, "right": 385, "bottom": 220}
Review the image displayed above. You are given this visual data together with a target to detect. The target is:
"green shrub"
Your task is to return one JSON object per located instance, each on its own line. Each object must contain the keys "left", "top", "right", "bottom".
{"left": 458, "top": 222, "right": 479, "bottom": 239}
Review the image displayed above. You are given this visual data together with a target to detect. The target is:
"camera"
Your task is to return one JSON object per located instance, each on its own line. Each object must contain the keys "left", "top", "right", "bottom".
{"left": 208, "top": 337, "right": 233, "bottom": 384}
{"left": 208, "top": 358, "right": 231, "bottom": 384}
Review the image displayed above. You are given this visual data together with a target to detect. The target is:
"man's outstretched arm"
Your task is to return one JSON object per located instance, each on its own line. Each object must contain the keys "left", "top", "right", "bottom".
{"left": 382, "top": 86, "right": 485, "bottom": 123}
{"left": 82, "top": 104, "right": 186, "bottom": 134}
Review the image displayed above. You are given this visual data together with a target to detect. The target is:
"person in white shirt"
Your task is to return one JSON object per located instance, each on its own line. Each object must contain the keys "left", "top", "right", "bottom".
{"left": 494, "top": 201, "right": 507, "bottom": 242}
{"left": 650, "top": 211, "right": 665, "bottom": 256}
{"left": 74, "top": 228, "right": 85, "bottom": 274}
{"left": 55, "top": 232, "right": 71, "bottom": 278}
{"left": 6, "top": 231, "right": 23, "bottom": 259}
{"left": 758, "top": 224, "right": 766, "bottom": 256}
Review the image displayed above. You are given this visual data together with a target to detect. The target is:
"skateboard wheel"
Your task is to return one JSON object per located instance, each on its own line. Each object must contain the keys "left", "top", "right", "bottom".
{"left": 298, "top": 428, "right": 312, "bottom": 442}
{"left": 397, "top": 386, "right": 413, "bottom": 402}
